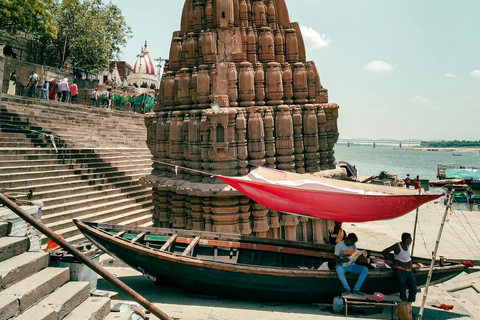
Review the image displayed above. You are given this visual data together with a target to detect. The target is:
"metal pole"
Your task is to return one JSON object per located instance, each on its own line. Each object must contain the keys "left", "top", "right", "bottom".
{"left": 0, "top": 193, "right": 173, "bottom": 320}
{"left": 411, "top": 189, "right": 422, "bottom": 256}
{"left": 418, "top": 190, "right": 453, "bottom": 320}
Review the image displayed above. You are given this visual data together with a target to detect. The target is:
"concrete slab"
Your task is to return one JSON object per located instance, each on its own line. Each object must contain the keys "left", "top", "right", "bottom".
{"left": 0, "top": 295, "right": 19, "bottom": 320}
{"left": 1, "top": 267, "right": 69, "bottom": 312}
{"left": 38, "top": 281, "right": 90, "bottom": 319}
{"left": 104, "top": 312, "right": 133, "bottom": 320}
{"left": 63, "top": 297, "right": 111, "bottom": 320}
{"left": 14, "top": 304, "right": 57, "bottom": 320}
{"left": 0, "top": 221, "right": 12, "bottom": 237}
{"left": 0, "top": 236, "right": 29, "bottom": 263}
{"left": 0, "top": 252, "right": 49, "bottom": 290}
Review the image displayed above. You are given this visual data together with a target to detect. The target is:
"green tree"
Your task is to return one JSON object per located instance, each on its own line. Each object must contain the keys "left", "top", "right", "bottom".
{"left": 0, "top": 0, "right": 57, "bottom": 38}
{"left": 42, "top": 0, "right": 132, "bottom": 72}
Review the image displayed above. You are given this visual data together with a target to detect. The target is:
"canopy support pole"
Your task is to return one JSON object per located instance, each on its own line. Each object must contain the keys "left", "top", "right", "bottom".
{"left": 418, "top": 190, "right": 452, "bottom": 320}
{"left": 0, "top": 193, "right": 173, "bottom": 320}
{"left": 411, "top": 189, "right": 422, "bottom": 256}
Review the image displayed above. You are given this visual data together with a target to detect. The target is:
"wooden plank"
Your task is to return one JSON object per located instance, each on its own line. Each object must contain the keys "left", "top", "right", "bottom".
{"left": 182, "top": 236, "right": 201, "bottom": 256}
{"left": 160, "top": 234, "right": 178, "bottom": 252}
{"left": 131, "top": 232, "right": 147, "bottom": 244}
{"left": 114, "top": 231, "right": 126, "bottom": 238}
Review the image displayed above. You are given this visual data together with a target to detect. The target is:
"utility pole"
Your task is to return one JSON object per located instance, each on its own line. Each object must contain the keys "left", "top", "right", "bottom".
{"left": 0, "top": 50, "right": 5, "bottom": 101}
{"left": 154, "top": 56, "right": 165, "bottom": 79}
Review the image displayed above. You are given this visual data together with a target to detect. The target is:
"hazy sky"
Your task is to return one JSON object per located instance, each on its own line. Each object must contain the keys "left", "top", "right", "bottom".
{"left": 113, "top": 0, "right": 480, "bottom": 141}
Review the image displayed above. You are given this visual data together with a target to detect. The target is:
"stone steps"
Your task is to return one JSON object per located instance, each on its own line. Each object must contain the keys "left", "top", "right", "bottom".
{"left": 0, "top": 220, "right": 133, "bottom": 320}
{"left": 0, "top": 153, "right": 151, "bottom": 167}
{"left": 0, "top": 158, "right": 151, "bottom": 174}
{"left": 0, "top": 252, "right": 49, "bottom": 290}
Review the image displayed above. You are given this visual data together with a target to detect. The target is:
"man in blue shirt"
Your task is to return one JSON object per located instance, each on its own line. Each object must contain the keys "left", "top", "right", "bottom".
{"left": 335, "top": 233, "right": 369, "bottom": 295}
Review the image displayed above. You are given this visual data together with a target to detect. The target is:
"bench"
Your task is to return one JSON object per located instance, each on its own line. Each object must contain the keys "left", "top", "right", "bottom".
{"left": 342, "top": 293, "right": 401, "bottom": 319}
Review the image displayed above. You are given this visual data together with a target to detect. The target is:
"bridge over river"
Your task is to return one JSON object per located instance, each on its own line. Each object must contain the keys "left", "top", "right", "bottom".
{"left": 337, "top": 138, "right": 426, "bottom": 148}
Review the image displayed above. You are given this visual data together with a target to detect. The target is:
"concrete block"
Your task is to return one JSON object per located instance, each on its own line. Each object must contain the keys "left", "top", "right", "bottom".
{"left": 38, "top": 281, "right": 90, "bottom": 319}
{"left": 1, "top": 267, "right": 69, "bottom": 312}
{"left": 0, "top": 295, "right": 19, "bottom": 320}
{"left": 0, "top": 252, "right": 49, "bottom": 290}
{"left": 0, "top": 236, "right": 30, "bottom": 263}
{"left": 63, "top": 297, "right": 111, "bottom": 320}
{"left": 13, "top": 304, "right": 57, "bottom": 320}
{"left": 0, "top": 222, "right": 12, "bottom": 237}
{"left": 104, "top": 312, "right": 133, "bottom": 320}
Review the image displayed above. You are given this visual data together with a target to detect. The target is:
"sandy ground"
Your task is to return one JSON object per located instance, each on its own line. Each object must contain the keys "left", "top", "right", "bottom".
{"left": 96, "top": 201, "right": 480, "bottom": 320}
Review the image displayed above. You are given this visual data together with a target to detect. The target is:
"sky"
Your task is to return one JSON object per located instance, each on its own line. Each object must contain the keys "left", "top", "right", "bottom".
{"left": 113, "top": 0, "right": 480, "bottom": 141}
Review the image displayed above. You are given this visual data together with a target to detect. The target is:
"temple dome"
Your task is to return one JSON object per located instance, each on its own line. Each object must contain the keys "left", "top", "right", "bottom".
{"left": 133, "top": 45, "right": 155, "bottom": 75}
{"left": 127, "top": 41, "right": 160, "bottom": 89}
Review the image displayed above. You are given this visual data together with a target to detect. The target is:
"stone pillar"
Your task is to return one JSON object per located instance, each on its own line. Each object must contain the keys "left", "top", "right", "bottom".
{"left": 251, "top": 203, "right": 269, "bottom": 237}
{"left": 311, "top": 219, "right": 328, "bottom": 244}
{"left": 303, "top": 104, "right": 320, "bottom": 172}
{"left": 254, "top": 63, "right": 265, "bottom": 105}
{"left": 264, "top": 108, "right": 276, "bottom": 167}
{"left": 238, "top": 62, "right": 255, "bottom": 107}
{"left": 238, "top": 196, "right": 252, "bottom": 235}
{"left": 275, "top": 105, "right": 295, "bottom": 171}
{"left": 292, "top": 107, "right": 305, "bottom": 173}
{"left": 267, "top": 210, "right": 280, "bottom": 239}
{"left": 247, "top": 111, "right": 266, "bottom": 167}
{"left": 281, "top": 213, "right": 298, "bottom": 241}
{"left": 265, "top": 62, "right": 284, "bottom": 105}
{"left": 210, "top": 196, "right": 240, "bottom": 234}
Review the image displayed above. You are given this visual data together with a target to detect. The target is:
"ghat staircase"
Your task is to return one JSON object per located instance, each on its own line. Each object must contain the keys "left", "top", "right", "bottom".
{"left": 0, "top": 96, "right": 154, "bottom": 245}
{"left": 0, "top": 221, "right": 133, "bottom": 320}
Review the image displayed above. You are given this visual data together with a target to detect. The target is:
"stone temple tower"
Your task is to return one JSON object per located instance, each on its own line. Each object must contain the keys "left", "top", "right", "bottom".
{"left": 144, "top": 0, "right": 340, "bottom": 243}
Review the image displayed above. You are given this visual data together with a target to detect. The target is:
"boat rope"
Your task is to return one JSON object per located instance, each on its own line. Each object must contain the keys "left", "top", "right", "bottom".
{"left": 456, "top": 204, "right": 480, "bottom": 246}
{"left": 432, "top": 200, "right": 480, "bottom": 259}
{"left": 415, "top": 219, "right": 432, "bottom": 258}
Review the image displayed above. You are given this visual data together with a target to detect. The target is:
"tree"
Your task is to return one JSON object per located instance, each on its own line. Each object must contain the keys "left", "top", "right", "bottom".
{"left": 42, "top": 0, "right": 132, "bottom": 72}
{"left": 0, "top": 0, "right": 57, "bottom": 38}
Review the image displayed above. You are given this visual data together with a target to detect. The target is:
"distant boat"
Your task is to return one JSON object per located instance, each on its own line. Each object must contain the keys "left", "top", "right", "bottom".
{"left": 437, "top": 164, "right": 480, "bottom": 180}
{"left": 453, "top": 154, "right": 463, "bottom": 156}
{"left": 429, "top": 178, "right": 465, "bottom": 187}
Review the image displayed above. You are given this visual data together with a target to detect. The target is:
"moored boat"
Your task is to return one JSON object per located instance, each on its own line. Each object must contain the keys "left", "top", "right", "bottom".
{"left": 429, "top": 178, "right": 465, "bottom": 187}
{"left": 437, "top": 164, "right": 480, "bottom": 180}
{"left": 453, "top": 193, "right": 480, "bottom": 204}
{"left": 74, "top": 220, "right": 467, "bottom": 302}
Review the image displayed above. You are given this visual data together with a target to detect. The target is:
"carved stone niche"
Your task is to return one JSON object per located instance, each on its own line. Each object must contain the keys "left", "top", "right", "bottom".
{"left": 238, "top": 61, "right": 255, "bottom": 106}
{"left": 185, "top": 33, "right": 199, "bottom": 67}
{"left": 258, "top": 27, "right": 275, "bottom": 62}
{"left": 208, "top": 112, "right": 230, "bottom": 161}
{"left": 285, "top": 29, "right": 299, "bottom": 63}
{"left": 265, "top": 62, "right": 284, "bottom": 105}
{"left": 216, "top": 0, "right": 235, "bottom": 28}
{"left": 169, "top": 37, "right": 183, "bottom": 70}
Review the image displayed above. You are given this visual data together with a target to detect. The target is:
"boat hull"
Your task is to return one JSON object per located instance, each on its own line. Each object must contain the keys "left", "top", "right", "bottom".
{"left": 75, "top": 221, "right": 466, "bottom": 302}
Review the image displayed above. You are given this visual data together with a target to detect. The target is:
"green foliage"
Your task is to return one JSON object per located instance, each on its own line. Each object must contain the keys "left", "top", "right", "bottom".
{"left": 0, "top": 0, "right": 57, "bottom": 37}
{"left": 421, "top": 140, "right": 480, "bottom": 148}
{"left": 45, "top": 0, "right": 132, "bottom": 72}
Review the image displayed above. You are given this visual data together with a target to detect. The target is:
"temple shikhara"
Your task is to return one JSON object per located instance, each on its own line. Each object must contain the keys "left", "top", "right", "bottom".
{"left": 144, "top": 0, "right": 340, "bottom": 243}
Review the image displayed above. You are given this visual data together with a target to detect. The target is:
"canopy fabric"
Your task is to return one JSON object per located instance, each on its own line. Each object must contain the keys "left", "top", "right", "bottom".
{"left": 215, "top": 167, "right": 442, "bottom": 223}
{"left": 446, "top": 168, "right": 480, "bottom": 179}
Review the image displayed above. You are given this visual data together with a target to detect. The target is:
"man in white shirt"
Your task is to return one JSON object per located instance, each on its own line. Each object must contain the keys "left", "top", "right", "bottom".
{"left": 382, "top": 233, "right": 417, "bottom": 302}
{"left": 335, "top": 233, "right": 369, "bottom": 294}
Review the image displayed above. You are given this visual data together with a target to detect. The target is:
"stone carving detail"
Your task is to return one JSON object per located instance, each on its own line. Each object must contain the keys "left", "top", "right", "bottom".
{"left": 146, "top": 0, "right": 340, "bottom": 244}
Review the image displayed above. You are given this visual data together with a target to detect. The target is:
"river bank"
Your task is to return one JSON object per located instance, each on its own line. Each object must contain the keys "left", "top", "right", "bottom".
{"left": 403, "top": 146, "right": 480, "bottom": 153}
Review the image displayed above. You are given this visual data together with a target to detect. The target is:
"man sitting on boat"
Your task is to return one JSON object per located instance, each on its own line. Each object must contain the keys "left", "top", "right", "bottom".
{"left": 382, "top": 233, "right": 417, "bottom": 302}
{"left": 334, "top": 233, "right": 369, "bottom": 295}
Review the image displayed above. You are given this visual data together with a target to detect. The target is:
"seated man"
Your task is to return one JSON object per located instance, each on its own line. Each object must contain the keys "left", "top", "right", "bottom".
{"left": 382, "top": 233, "right": 417, "bottom": 302}
{"left": 335, "top": 233, "right": 369, "bottom": 294}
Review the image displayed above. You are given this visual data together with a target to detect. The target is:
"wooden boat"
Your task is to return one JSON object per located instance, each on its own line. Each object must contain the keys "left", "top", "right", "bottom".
{"left": 453, "top": 193, "right": 480, "bottom": 204}
{"left": 471, "top": 178, "right": 480, "bottom": 190}
{"left": 429, "top": 178, "right": 465, "bottom": 187}
{"left": 215, "top": 168, "right": 442, "bottom": 223}
{"left": 74, "top": 220, "right": 467, "bottom": 302}
{"left": 446, "top": 184, "right": 470, "bottom": 191}
{"left": 437, "top": 164, "right": 480, "bottom": 180}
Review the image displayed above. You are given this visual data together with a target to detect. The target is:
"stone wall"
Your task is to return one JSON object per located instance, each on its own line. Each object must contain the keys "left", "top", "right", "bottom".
{"left": 144, "top": 0, "right": 340, "bottom": 243}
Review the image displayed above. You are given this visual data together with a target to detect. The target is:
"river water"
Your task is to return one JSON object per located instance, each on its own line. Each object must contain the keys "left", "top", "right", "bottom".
{"left": 334, "top": 144, "right": 480, "bottom": 181}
